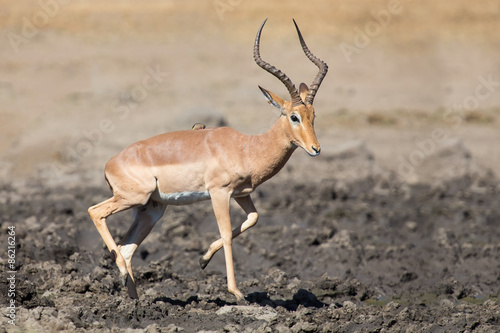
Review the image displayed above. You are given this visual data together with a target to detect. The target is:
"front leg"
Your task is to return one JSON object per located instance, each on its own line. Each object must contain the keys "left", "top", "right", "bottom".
{"left": 209, "top": 189, "right": 244, "bottom": 301}
{"left": 200, "top": 195, "right": 258, "bottom": 269}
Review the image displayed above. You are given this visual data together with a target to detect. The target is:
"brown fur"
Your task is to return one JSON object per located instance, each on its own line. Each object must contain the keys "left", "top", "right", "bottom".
{"left": 88, "top": 20, "right": 326, "bottom": 301}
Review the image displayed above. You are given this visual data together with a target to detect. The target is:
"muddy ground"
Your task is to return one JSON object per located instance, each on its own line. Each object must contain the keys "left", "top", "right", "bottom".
{"left": 1, "top": 142, "right": 499, "bottom": 332}
{"left": 1, "top": 1, "right": 500, "bottom": 332}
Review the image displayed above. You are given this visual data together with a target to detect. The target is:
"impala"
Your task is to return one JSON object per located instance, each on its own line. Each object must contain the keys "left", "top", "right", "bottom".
{"left": 88, "top": 19, "right": 328, "bottom": 301}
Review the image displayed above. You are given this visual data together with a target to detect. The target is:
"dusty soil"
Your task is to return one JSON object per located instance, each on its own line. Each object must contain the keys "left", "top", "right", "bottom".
{"left": 1, "top": 1, "right": 500, "bottom": 332}
{"left": 1, "top": 149, "right": 500, "bottom": 332}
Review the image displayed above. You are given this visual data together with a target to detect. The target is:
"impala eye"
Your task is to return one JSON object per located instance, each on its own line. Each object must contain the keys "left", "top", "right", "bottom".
{"left": 290, "top": 115, "right": 300, "bottom": 123}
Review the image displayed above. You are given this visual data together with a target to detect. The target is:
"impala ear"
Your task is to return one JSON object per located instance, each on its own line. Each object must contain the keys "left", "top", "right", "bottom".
{"left": 299, "top": 83, "right": 309, "bottom": 104}
{"left": 259, "top": 86, "right": 285, "bottom": 110}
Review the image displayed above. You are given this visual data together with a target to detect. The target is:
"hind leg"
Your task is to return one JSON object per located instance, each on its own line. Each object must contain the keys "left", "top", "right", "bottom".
{"left": 118, "top": 199, "right": 166, "bottom": 292}
{"left": 88, "top": 195, "right": 138, "bottom": 282}
{"left": 88, "top": 177, "right": 156, "bottom": 298}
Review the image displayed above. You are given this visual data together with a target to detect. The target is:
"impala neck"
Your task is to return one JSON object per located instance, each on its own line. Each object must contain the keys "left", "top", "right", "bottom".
{"left": 248, "top": 116, "right": 296, "bottom": 186}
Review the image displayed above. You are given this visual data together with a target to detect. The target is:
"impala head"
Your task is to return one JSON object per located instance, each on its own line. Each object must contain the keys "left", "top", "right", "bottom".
{"left": 254, "top": 19, "right": 328, "bottom": 157}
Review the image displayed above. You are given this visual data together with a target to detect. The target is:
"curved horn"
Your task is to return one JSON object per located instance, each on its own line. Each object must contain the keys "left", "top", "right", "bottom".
{"left": 293, "top": 19, "right": 328, "bottom": 105}
{"left": 254, "top": 19, "right": 303, "bottom": 107}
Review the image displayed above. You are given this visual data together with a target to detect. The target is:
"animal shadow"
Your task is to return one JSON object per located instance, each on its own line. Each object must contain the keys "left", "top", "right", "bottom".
{"left": 246, "top": 289, "right": 325, "bottom": 311}
{"left": 152, "top": 295, "right": 234, "bottom": 308}
{"left": 151, "top": 289, "right": 325, "bottom": 311}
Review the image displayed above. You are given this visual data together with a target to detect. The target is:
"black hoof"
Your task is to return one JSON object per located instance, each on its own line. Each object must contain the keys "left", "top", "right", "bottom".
{"left": 199, "top": 257, "right": 210, "bottom": 270}
{"left": 126, "top": 275, "right": 139, "bottom": 300}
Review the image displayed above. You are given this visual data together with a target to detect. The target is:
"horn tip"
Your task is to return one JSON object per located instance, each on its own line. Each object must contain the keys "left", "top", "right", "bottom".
{"left": 257, "top": 18, "right": 268, "bottom": 36}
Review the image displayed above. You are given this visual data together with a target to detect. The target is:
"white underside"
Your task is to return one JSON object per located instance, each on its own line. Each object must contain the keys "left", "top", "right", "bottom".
{"left": 153, "top": 190, "right": 211, "bottom": 205}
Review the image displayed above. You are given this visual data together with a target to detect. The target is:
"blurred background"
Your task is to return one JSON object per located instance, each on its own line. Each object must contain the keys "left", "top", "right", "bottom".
{"left": 0, "top": 0, "right": 499, "bottom": 182}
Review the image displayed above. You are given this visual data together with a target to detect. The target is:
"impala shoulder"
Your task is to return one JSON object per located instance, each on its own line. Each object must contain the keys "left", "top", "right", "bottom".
{"left": 211, "top": 126, "right": 238, "bottom": 133}
{"left": 201, "top": 126, "right": 241, "bottom": 142}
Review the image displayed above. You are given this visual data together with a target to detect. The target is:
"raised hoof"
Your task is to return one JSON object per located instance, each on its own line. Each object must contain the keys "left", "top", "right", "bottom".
{"left": 125, "top": 275, "right": 139, "bottom": 300}
{"left": 199, "top": 256, "right": 211, "bottom": 270}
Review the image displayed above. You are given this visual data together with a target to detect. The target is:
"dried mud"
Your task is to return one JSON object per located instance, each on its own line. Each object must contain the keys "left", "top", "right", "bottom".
{"left": 1, "top": 143, "right": 499, "bottom": 333}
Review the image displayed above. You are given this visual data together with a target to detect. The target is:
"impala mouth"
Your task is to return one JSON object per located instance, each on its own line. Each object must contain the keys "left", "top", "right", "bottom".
{"left": 306, "top": 146, "right": 321, "bottom": 156}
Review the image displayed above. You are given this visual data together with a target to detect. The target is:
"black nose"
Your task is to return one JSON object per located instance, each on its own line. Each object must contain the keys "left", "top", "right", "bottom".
{"left": 312, "top": 146, "right": 321, "bottom": 155}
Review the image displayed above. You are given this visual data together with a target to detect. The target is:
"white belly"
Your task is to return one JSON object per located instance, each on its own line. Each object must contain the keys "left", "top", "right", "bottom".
{"left": 152, "top": 189, "right": 211, "bottom": 205}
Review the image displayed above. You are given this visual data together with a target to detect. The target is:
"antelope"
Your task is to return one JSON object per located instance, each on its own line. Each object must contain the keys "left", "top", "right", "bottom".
{"left": 88, "top": 18, "right": 328, "bottom": 301}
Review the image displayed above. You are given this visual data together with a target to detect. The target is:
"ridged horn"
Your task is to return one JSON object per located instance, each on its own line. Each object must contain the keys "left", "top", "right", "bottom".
{"left": 293, "top": 19, "right": 328, "bottom": 105}
{"left": 254, "top": 19, "right": 303, "bottom": 107}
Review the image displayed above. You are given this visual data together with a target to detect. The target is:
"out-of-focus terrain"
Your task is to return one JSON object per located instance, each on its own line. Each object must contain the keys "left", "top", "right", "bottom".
{"left": 0, "top": 0, "right": 499, "bottom": 181}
